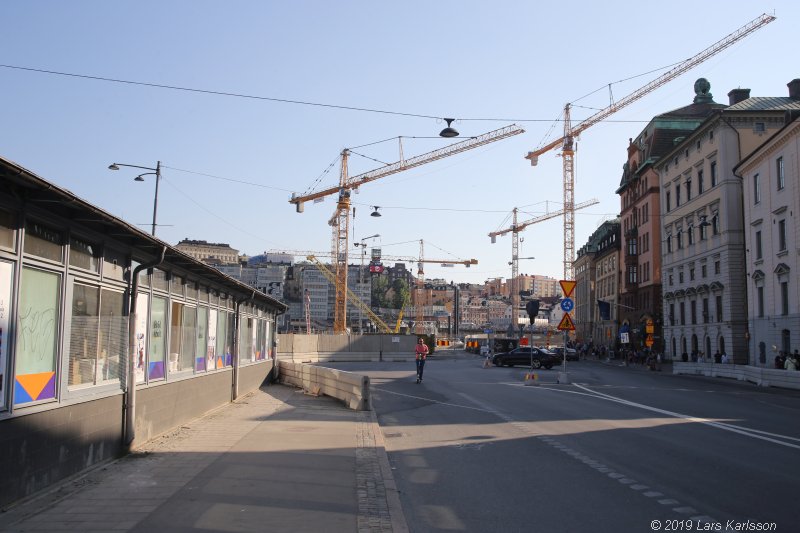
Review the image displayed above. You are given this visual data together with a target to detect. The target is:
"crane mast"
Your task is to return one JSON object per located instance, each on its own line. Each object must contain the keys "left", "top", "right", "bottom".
{"left": 292, "top": 124, "right": 524, "bottom": 333}
{"left": 523, "top": 13, "right": 775, "bottom": 280}
{"left": 490, "top": 198, "right": 599, "bottom": 328}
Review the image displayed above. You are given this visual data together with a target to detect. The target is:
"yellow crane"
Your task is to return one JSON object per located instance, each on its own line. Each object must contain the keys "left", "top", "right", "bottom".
{"left": 290, "top": 124, "right": 524, "bottom": 333}
{"left": 414, "top": 239, "right": 477, "bottom": 335}
{"left": 306, "top": 255, "right": 394, "bottom": 334}
{"left": 523, "top": 13, "right": 775, "bottom": 280}
{"left": 489, "top": 199, "right": 599, "bottom": 329}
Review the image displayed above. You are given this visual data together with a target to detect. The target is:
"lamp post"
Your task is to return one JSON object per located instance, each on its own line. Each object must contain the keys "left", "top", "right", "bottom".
{"left": 355, "top": 234, "right": 380, "bottom": 334}
{"left": 109, "top": 161, "right": 162, "bottom": 236}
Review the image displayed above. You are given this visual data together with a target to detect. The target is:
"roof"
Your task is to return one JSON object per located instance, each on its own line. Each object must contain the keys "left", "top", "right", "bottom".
{"left": 0, "top": 155, "right": 287, "bottom": 312}
{"left": 726, "top": 97, "right": 800, "bottom": 112}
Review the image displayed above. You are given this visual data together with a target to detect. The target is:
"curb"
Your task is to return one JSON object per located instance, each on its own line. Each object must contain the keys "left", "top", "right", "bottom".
{"left": 368, "top": 410, "right": 409, "bottom": 533}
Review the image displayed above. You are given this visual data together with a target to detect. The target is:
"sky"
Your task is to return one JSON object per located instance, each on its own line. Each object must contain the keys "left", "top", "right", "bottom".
{"left": 1, "top": 1, "right": 797, "bottom": 284}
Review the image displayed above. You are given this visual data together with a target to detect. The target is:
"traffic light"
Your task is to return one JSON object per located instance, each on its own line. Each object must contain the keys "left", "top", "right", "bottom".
{"left": 525, "top": 300, "right": 540, "bottom": 321}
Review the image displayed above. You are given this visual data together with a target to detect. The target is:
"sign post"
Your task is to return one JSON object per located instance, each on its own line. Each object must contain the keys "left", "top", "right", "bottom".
{"left": 556, "top": 280, "right": 576, "bottom": 384}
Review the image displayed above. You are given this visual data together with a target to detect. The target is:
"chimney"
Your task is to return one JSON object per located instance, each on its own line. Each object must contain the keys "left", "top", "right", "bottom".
{"left": 728, "top": 88, "right": 751, "bottom": 105}
{"left": 788, "top": 79, "right": 800, "bottom": 100}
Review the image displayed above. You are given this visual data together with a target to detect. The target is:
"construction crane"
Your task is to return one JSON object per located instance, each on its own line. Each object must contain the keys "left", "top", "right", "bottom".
{"left": 306, "top": 255, "right": 394, "bottom": 334}
{"left": 523, "top": 13, "right": 775, "bottom": 280}
{"left": 414, "top": 239, "right": 477, "bottom": 335}
{"left": 290, "top": 124, "right": 525, "bottom": 333}
{"left": 489, "top": 199, "right": 599, "bottom": 329}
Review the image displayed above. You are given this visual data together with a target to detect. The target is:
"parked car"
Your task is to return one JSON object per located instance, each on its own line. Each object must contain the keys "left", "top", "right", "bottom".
{"left": 492, "top": 347, "right": 558, "bottom": 369}
{"left": 549, "top": 347, "right": 579, "bottom": 361}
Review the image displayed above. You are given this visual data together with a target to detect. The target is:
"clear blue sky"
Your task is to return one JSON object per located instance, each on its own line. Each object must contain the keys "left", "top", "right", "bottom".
{"left": 1, "top": 1, "right": 796, "bottom": 284}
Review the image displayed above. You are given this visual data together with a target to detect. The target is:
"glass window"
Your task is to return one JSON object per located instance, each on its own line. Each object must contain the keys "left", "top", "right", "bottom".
{"left": 149, "top": 296, "right": 167, "bottom": 381}
{"left": 753, "top": 174, "right": 761, "bottom": 204}
{"left": 715, "top": 261, "right": 721, "bottom": 275}
{"left": 666, "top": 190, "right": 671, "bottom": 212}
{"left": 0, "top": 208, "right": 17, "bottom": 250}
{"left": 68, "top": 284, "right": 99, "bottom": 387}
{"left": 69, "top": 237, "right": 100, "bottom": 273}
{"left": 152, "top": 269, "right": 169, "bottom": 292}
{"left": 710, "top": 161, "right": 717, "bottom": 187}
{"left": 24, "top": 221, "right": 63, "bottom": 262}
{"left": 776, "top": 157, "right": 784, "bottom": 190}
{"left": 686, "top": 179, "right": 692, "bottom": 201}
{"left": 688, "top": 226, "right": 695, "bottom": 245}
{"left": 712, "top": 214, "right": 720, "bottom": 236}
{"left": 757, "top": 286, "right": 764, "bottom": 317}
{"left": 703, "top": 298, "right": 709, "bottom": 323}
{"left": 15, "top": 267, "right": 60, "bottom": 405}
{"left": 207, "top": 308, "right": 218, "bottom": 371}
{"left": 240, "top": 316, "right": 254, "bottom": 364}
{"left": 778, "top": 220, "right": 787, "bottom": 251}
{"left": 676, "top": 185, "right": 681, "bottom": 206}
{"left": 216, "top": 310, "right": 229, "bottom": 368}
{"left": 781, "top": 282, "right": 789, "bottom": 315}
{"left": 755, "top": 231, "right": 762, "bottom": 260}
{"left": 690, "top": 301, "right": 697, "bottom": 324}
{"left": 698, "top": 169, "right": 704, "bottom": 194}
{"left": 195, "top": 307, "right": 208, "bottom": 372}
{"left": 171, "top": 276, "right": 185, "bottom": 298}
{"left": 170, "top": 302, "right": 195, "bottom": 373}
{"left": 0, "top": 261, "right": 14, "bottom": 409}
{"left": 103, "top": 248, "right": 127, "bottom": 282}
{"left": 679, "top": 302, "right": 686, "bottom": 325}
{"left": 97, "top": 289, "right": 125, "bottom": 384}
{"left": 133, "top": 292, "right": 149, "bottom": 383}
{"left": 715, "top": 295, "right": 723, "bottom": 322}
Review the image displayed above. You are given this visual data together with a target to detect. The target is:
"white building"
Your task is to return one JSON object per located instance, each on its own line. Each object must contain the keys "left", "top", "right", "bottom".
{"left": 734, "top": 108, "right": 800, "bottom": 365}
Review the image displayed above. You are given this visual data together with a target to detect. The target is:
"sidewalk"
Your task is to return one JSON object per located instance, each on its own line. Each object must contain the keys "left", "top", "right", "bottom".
{"left": 0, "top": 384, "right": 407, "bottom": 533}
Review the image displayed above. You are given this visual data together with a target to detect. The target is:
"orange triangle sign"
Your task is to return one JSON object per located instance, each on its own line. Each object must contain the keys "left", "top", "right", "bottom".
{"left": 559, "top": 280, "right": 576, "bottom": 297}
{"left": 557, "top": 313, "right": 576, "bottom": 331}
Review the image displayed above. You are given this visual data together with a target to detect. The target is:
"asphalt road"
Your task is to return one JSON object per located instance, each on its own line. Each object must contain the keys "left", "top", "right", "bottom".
{"left": 328, "top": 355, "right": 800, "bottom": 533}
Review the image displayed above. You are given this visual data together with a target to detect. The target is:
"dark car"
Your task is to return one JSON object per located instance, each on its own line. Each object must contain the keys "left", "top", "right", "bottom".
{"left": 550, "top": 347, "right": 579, "bottom": 361}
{"left": 492, "top": 347, "right": 557, "bottom": 369}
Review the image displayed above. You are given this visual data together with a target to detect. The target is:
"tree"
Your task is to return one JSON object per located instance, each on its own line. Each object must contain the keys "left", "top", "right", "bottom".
{"left": 371, "top": 275, "right": 389, "bottom": 308}
{"left": 391, "top": 279, "right": 410, "bottom": 310}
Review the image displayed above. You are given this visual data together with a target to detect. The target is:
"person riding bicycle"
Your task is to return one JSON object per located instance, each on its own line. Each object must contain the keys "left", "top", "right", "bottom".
{"left": 415, "top": 338, "right": 429, "bottom": 383}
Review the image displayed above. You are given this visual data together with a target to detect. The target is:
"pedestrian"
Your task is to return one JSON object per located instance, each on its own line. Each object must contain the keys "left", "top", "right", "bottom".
{"left": 415, "top": 338, "right": 429, "bottom": 383}
{"left": 785, "top": 352, "right": 799, "bottom": 371}
{"left": 721, "top": 352, "right": 729, "bottom": 364}
{"left": 714, "top": 351, "right": 722, "bottom": 364}
{"left": 775, "top": 352, "right": 786, "bottom": 369}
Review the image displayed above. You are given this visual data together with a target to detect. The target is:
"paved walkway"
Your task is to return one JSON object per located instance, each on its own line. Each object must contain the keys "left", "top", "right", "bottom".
{"left": 0, "top": 384, "right": 407, "bottom": 533}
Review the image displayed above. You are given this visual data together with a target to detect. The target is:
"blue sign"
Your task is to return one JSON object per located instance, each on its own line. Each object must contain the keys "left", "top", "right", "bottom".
{"left": 484, "top": 329, "right": 493, "bottom": 334}
{"left": 560, "top": 298, "right": 574, "bottom": 312}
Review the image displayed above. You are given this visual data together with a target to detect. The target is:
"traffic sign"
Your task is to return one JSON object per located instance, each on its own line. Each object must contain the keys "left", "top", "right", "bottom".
{"left": 559, "top": 280, "right": 576, "bottom": 298}
{"left": 560, "top": 298, "right": 574, "bottom": 312}
{"left": 557, "top": 313, "right": 575, "bottom": 331}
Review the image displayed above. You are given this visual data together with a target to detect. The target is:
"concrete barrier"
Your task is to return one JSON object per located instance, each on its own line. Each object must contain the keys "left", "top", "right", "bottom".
{"left": 278, "top": 361, "right": 371, "bottom": 410}
{"left": 673, "top": 362, "right": 800, "bottom": 390}
{"left": 276, "top": 333, "right": 418, "bottom": 362}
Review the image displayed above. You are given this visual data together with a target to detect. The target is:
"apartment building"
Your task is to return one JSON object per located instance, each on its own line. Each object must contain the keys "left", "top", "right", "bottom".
{"left": 658, "top": 79, "right": 800, "bottom": 363}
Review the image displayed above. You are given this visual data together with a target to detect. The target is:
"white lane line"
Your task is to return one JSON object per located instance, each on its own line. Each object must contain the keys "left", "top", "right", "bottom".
{"left": 571, "top": 383, "right": 800, "bottom": 450}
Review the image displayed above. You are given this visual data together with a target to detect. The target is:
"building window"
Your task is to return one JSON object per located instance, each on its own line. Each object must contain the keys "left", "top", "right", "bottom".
{"left": 778, "top": 219, "right": 787, "bottom": 252}
{"left": 24, "top": 221, "right": 64, "bottom": 263}
{"left": 148, "top": 296, "right": 167, "bottom": 380}
{"left": 781, "top": 281, "right": 789, "bottom": 315}
{"left": 715, "top": 295, "right": 723, "bottom": 322}
{"left": 0, "top": 208, "right": 17, "bottom": 251}
{"left": 698, "top": 169, "right": 705, "bottom": 194}
{"left": 686, "top": 178, "right": 692, "bottom": 201}
{"left": 195, "top": 307, "right": 209, "bottom": 372}
{"left": 703, "top": 298, "right": 710, "bottom": 323}
{"left": 677, "top": 230, "right": 683, "bottom": 250}
{"left": 701, "top": 264, "right": 707, "bottom": 278}
{"left": 680, "top": 302, "right": 686, "bottom": 325}
{"left": 700, "top": 222, "right": 708, "bottom": 241}
{"left": 714, "top": 261, "right": 721, "bottom": 275}
{"left": 688, "top": 225, "right": 695, "bottom": 245}
{"left": 754, "top": 122, "right": 766, "bottom": 133}
{"left": 712, "top": 213, "right": 720, "bottom": 236}
{"left": 15, "top": 267, "right": 61, "bottom": 405}
{"left": 69, "top": 237, "right": 100, "bottom": 273}
{"left": 170, "top": 302, "right": 196, "bottom": 373}
{"left": 627, "top": 238, "right": 637, "bottom": 256}
{"left": 776, "top": 157, "right": 785, "bottom": 190}
{"left": 690, "top": 268, "right": 695, "bottom": 281}
{"left": 666, "top": 234, "right": 673, "bottom": 253}
{"left": 679, "top": 271, "right": 684, "bottom": 283}
{"left": 669, "top": 303, "right": 675, "bottom": 325}
{"left": 755, "top": 230, "right": 763, "bottom": 260}
{"left": 669, "top": 274, "right": 674, "bottom": 286}
{"left": 676, "top": 185, "right": 681, "bottom": 206}
{"left": 753, "top": 173, "right": 761, "bottom": 204}
{"left": 710, "top": 161, "right": 717, "bottom": 187}
{"left": 691, "top": 300, "right": 697, "bottom": 325}
{"left": 666, "top": 190, "right": 671, "bottom": 212}
{"left": 757, "top": 286, "right": 764, "bottom": 317}
{"left": 68, "top": 285, "right": 125, "bottom": 388}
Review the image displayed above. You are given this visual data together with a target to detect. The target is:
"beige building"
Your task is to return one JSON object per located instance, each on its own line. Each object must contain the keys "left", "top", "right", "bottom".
{"left": 734, "top": 99, "right": 800, "bottom": 366}
{"left": 658, "top": 79, "right": 800, "bottom": 363}
{"left": 175, "top": 239, "right": 239, "bottom": 265}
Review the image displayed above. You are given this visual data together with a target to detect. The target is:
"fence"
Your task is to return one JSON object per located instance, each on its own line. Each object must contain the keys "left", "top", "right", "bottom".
{"left": 673, "top": 362, "right": 800, "bottom": 390}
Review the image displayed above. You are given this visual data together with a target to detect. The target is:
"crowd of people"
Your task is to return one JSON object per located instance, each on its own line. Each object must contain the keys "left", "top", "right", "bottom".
{"left": 774, "top": 350, "right": 799, "bottom": 371}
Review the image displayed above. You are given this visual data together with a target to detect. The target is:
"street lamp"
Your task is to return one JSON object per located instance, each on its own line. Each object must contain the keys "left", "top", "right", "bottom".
{"left": 109, "top": 161, "right": 162, "bottom": 236}
{"left": 355, "top": 234, "right": 380, "bottom": 333}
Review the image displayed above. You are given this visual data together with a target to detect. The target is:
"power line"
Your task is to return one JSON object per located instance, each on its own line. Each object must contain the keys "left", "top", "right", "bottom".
{"left": 1, "top": 63, "right": 651, "bottom": 124}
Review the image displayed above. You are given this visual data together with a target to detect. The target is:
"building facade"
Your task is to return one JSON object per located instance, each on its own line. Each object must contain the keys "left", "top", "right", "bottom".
{"left": 659, "top": 79, "right": 800, "bottom": 363}
{"left": 734, "top": 105, "right": 800, "bottom": 365}
{"left": 175, "top": 239, "right": 239, "bottom": 265}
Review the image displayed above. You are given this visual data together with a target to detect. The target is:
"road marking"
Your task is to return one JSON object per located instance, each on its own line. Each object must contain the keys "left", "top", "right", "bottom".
{"left": 375, "top": 387, "right": 496, "bottom": 413}
{"left": 456, "top": 391, "right": 718, "bottom": 524}
{"left": 571, "top": 383, "right": 800, "bottom": 449}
